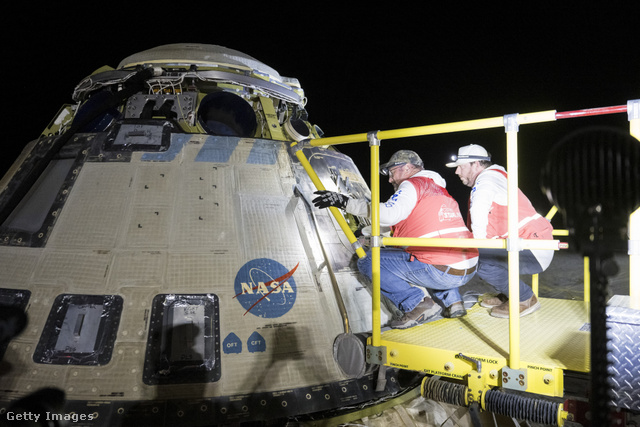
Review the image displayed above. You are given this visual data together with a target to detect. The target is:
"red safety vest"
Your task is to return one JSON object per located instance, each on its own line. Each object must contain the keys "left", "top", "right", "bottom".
{"left": 469, "top": 168, "right": 553, "bottom": 240}
{"left": 392, "top": 176, "right": 478, "bottom": 265}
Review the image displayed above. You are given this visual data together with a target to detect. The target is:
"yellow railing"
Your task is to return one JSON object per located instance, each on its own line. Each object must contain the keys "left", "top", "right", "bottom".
{"left": 292, "top": 99, "right": 640, "bottom": 370}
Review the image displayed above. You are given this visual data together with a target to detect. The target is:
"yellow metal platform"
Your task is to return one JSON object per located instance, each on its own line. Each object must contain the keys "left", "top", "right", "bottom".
{"left": 375, "top": 297, "right": 591, "bottom": 397}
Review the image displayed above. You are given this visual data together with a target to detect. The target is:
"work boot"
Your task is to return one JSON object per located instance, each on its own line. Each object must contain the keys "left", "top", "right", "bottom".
{"left": 490, "top": 294, "right": 540, "bottom": 318}
{"left": 480, "top": 293, "right": 508, "bottom": 308}
{"left": 390, "top": 297, "right": 441, "bottom": 329}
{"left": 442, "top": 301, "right": 467, "bottom": 318}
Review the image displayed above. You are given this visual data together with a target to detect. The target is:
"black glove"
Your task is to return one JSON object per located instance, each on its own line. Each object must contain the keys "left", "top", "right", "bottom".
{"left": 312, "top": 191, "right": 350, "bottom": 210}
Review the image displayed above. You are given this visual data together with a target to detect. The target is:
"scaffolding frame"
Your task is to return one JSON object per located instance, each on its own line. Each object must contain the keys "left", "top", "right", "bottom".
{"left": 292, "top": 99, "right": 640, "bottom": 373}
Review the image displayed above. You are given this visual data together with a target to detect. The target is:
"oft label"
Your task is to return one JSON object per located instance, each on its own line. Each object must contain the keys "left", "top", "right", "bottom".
{"left": 247, "top": 331, "right": 266, "bottom": 353}
{"left": 223, "top": 333, "right": 242, "bottom": 354}
{"left": 233, "top": 258, "right": 299, "bottom": 318}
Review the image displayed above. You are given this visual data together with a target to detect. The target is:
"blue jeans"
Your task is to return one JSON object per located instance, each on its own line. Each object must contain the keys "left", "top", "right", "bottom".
{"left": 357, "top": 248, "right": 475, "bottom": 312}
{"left": 476, "top": 248, "right": 545, "bottom": 302}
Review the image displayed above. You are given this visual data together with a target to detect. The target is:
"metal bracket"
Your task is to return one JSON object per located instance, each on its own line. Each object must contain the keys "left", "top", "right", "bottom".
{"left": 628, "top": 99, "right": 640, "bottom": 120}
{"left": 367, "top": 130, "right": 381, "bottom": 146}
{"left": 506, "top": 237, "right": 523, "bottom": 252}
{"left": 366, "top": 344, "right": 387, "bottom": 365}
{"left": 459, "top": 353, "right": 488, "bottom": 405}
{"left": 503, "top": 113, "right": 519, "bottom": 133}
{"left": 501, "top": 366, "right": 528, "bottom": 391}
{"left": 290, "top": 138, "right": 310, "bottom": 153}
{"left": 370, "top": 235, "right": 382, "bottom": 248}
{"left": 466, "top": 370, "right": 485, "bottom": 406}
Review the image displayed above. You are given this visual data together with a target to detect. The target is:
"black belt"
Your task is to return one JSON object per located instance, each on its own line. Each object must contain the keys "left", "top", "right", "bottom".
{"left": 433, "top": 264, "right": 477, "bottom": 276}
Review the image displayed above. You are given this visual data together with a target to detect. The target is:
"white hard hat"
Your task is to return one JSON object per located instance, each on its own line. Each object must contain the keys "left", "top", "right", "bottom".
{"left": 446, "top": 144, "right": 491, "bottom": 168}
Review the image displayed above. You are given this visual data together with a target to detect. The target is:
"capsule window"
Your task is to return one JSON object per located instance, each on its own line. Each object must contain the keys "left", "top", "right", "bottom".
{"left": 197, "top": 92, "right": 257, "bottom": 137}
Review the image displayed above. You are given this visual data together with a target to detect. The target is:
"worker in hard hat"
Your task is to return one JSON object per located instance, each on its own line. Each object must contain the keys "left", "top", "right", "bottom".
{"left": 446, "top": 144, "right": 554, "bottom": 318}
{"left": 313, "top": 150, "right": 478, "bottom": 328}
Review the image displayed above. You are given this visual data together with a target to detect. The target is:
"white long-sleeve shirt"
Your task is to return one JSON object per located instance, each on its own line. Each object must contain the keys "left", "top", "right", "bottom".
{"left": 345, "top": 170, "right": 447, "bottom": 226}
{"left": 470, "top": 165, "right": 554, "bottom": 269}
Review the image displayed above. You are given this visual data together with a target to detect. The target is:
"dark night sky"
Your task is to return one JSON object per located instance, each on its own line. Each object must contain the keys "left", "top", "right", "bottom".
{"left": 2, "top": 4, "right": 639, "bottom": 220}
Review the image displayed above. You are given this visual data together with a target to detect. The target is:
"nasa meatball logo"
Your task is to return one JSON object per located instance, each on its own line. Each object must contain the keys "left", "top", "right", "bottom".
{"left": 233, "top": 258, "right": 299, "bottom": 318}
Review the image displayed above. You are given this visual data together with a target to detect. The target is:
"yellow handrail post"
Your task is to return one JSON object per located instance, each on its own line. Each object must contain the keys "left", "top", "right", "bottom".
{"left": 368, "top": 131, "right": 382, "bottom": 347}
{"left": 505, "top": 114, "right": 521, "bottom": 370}
{"left": 629, "top": 99, "right": 640, "bottom": 310}
{"left": 545, "top": 205, "right": 570, "bottom": 238}
{"left": 584, "top": 257, "right": 591, "bottom": 304}
{"left": 290, "top": 141, "right": 366, "bottom": 259}
{"left": 545, "top": 205, "right": 559, "bottom": 221}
